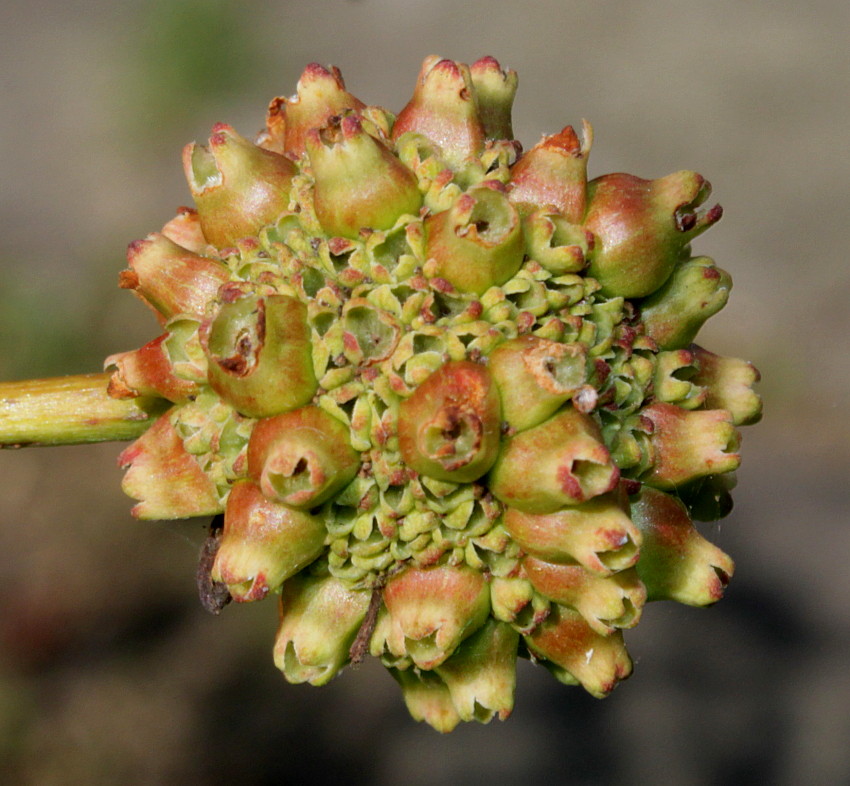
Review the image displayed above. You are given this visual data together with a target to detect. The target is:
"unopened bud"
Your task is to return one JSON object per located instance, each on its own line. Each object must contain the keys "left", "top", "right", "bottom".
{"left": 469, "top": 56, "right": 518, "bottom": 141}
{"left": 391, "top": 668, "right": 461, "bottom": 733}
{"left": 690, "top": 345, "right": 762, "bottom": 425}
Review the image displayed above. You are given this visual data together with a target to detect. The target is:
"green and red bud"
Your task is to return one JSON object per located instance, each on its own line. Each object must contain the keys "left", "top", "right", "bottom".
{"left": 640, "top": 402, "right": 741, "bottom": 489}
{"left": 469, "top": 56, "right": 518, "bottom": 141}
{"left": 381, "top": 564, "right": 490, "bottom": 669}
{"left": 690, "top": 345, "right": 762, "bottom": 425}
{"left": 306, "top": 114, "right": 422, "bottom": 239}
{"left": 522, "top": 208, "right": 593, "bottom": 274}
{"left": 639, "top": 256, "right": 732, "bottom": 350}
{"left": 508, "top": 123, "right": 592, "bottom": 223}
{"left": 585, "top": 172, "right": 723, "bottom": 297}
{"left": 160, "top": 206, "right": 209, "bottom": 254}
{"left": 267, "top": 63, "right": 366, "bottom": 158}
{"left": 183, "top": 124, "right": 296, "bottom": 248}
{"left": 435, "top": 618, "right": 518, "bottom": 723}
{"left": 653, "top": 348, "right": 707, "bottom": 410}
{"left": 489, "top": 406, "right": 620, "bottom": 513}
{"left": 629, "top": 486, "right": 734, "bottom": 605}
{"left": 247, "top": 406, "right": 360, "bottom": 509}
{"left": 489, "top": 575, "right": 550, "bottom": 633}
{"left": 523, "top": 557, "right": 646, "bottom": 635}
{"left": 201, "top": 293, "right": 316, "bottom": 419}
{"left": 503, "top": 495, "right": 641, "bottom": 575}
{"left": 398, "top": 361, "right": 501, "bottom": 483}
{"left": 488, "top": 335, "right": 588, "bottom": 431}
{"left": 424, "top": 183, "right": 524, "bottom": 294}
{"left": 106, "top": 334, "right": 199, "bottom": 403}
{"left": 392, "top": 56, "right": 486, "bottom": 169}
{"left": 118, "top": 412, "right": 221, "bottom": 520}
{"left": 120, "top": 233, "right": 230, "bottom": 322}
{"left": 211, "top": 480, "right": 326, "bottom": 601}
{"left": 525, "top": 605, "right": 632, "bottom": 698}
{"left": 273, "top": 572, "right": 371, "bottom": 685}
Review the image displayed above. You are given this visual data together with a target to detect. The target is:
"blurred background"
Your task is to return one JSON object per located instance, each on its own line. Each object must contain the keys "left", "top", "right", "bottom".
{"left": 1, "top": 0, "right": 848, "bottom": 783}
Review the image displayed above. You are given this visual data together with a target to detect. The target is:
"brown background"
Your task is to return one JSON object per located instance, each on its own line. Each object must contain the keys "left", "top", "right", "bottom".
{"left": 1, "top": 1, "right": 848, "bottom": 783}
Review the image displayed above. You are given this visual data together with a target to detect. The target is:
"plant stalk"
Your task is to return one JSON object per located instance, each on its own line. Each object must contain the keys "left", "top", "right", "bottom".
{"left": 0, "top": 372, "right": 168, "bottom": 447}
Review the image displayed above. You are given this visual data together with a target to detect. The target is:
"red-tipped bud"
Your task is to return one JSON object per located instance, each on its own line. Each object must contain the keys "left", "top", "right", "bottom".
{"left": 274, "top": 572, "right": 371, "bottom": 685}
{"left": 630, "top": 486, "right": 734, "bottom": 605}
{"left": 469, "top": 56, "right": 518, "bottom": 141}
{"left": 508, "top": 122, "right": 592, "bottom": 222}
{"left": 392, "top": 56, "right": 486, "bottom": 169}
{"left": 585, "top": 172, "right": 723, "bottom": 297}
{"left": 489, "top": 406, "right": 620, "bottom": 513}
{"left": 106, "top": 334, "right": 199, "bottom": 403}
{"left": 503, "top": 495, "right": 641, "bottom": 575}
{"left": 640, "top": 256, "right": 732, "bottom": 350}
{"left": 306, "top": 114, "right": 422, "bottom": 239}
{"left": 489, "top": 576, "right": 550, "bottom": 632}
{"left": 522, "top": 208, "right": 593, "bottom": 274}
{"left": 525, "top": 605, "right": 633, "bottom": 698}
{"left": 391, "top": 668, "right": 461, "bottom": 733}
{"left": 201, "top": 293, "right": 316, "bottom": 419}
{"left": 183, "top": 124, "right": 296, "bottom": 248}
{"left": 398, "top": 360, "right": 501, "bottom": 483}
{"left": 382, "top": 564, "right": 490, "bottom": 669}
{"left": 640, "top": 402, "right": 740, "bottom": 489}
{"left": 211, "top": 480, "right": 326, "bottom": 602}
{"left": 120, "top": 233, "right": 230, "bottom": 322}
{"left": 690, "top": 345, "right": 762, "bottom": 426}
{"left": 523, "top": 557, "right": 646, "bottom": 635}
{"left": 247, "top": 406, "right": 360, "bottom": 509}
{"left": 117, "top": 412, "right": 221, "bottom": 520}
{"left": 488, "top": 336, "right": 588, "bottom": 431}
{"left": 424, "top": 183, "right": 524, "bottom": 294}
{"left": 435, "top": 618, "right": 519, "bottom": 723}
{"left": 268, "top": 63, "right": 366, "bottom": 158}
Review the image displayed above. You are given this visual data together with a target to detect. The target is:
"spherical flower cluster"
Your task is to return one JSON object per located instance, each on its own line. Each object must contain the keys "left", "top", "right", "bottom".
{"left": 98, "top": 56, "right": 758, "bottom": 730}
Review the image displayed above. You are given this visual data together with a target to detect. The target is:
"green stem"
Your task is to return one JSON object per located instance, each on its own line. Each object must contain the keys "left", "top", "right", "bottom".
{"left": 0, "top": 372, "right": 168, "bottom": 447}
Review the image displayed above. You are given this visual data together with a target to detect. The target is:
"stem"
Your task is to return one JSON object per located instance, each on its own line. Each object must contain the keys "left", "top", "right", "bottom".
{"left": 0, "top": 372, "right": 168, "bottom": 447}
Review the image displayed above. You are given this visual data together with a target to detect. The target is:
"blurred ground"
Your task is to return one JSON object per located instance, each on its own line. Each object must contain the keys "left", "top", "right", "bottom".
{"left": 1, "top": 1, "right": 848, "bottom": 783}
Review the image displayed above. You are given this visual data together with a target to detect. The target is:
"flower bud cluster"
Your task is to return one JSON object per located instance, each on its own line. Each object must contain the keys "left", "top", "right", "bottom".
{"left": 104, "top": 56, "right": 760, "bottom": 730}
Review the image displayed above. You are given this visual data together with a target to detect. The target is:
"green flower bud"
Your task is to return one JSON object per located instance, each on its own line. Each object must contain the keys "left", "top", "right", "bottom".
{"left": 392, "top": 56, "right": 486, "bottom": 169}
{"left": 118, "top": 412, "right": 222, "bottom": 520}
{"left": 690, "top": 345, "right": 762, "bottom": 425}
{"left": 640, "top": 402, "right": 740, "bottom": 489}
{"left": 522, "top": 208, "right": 593, "bottom": 274}
{"left": 508, "top": 123, "right": 592, "bottom": 223}
{"left": 503, "top": 495, "right": 641, "bottom": 575}
{"left": 653, "top": 348, "right": 707, "bottom": 410}
{"left": 640, "top": 256, "right": 732, "bottom": 350}
{"left": 390, "top": 668, "right": 461, "bottom": 733}
{"left": 523, "top": 556, "right": 645, "bottom": 635}
{"left": 488, "top": 335, "right": 588, "bottom": 431}
{"left": 585, "top": 172, "right": 723, "bottom": 297}
{"left": 525, "top": 605, "right": 632, "bottom": 698}
{"left": 489, "top": 575, "right": 550, "bottom": 633}
{"left": 106, "top": 334, "right": 199, "bottom": 403}
{"left": 469, "top": 56, "right": 518, "bottom": 141}
{"left": 306, "top": 114, "right": 422, "bottom": 239}
{"left": 424, "top": 183, "right": 524, "bottom": 294}
{"left": 436, "top": 618, "right": 519, "bottom": 723}
{"left": 247, "top": 406, "right": 360, "bottom": 509}
{"left": 398, "top": 361, "right": 501, "bottom": 483}
{"left": 630, "top": 486, "right": 734, "bottom": 605}
{"left": 183, "top": 124, "right": 296, "bottom": 248}
{"left": 201, "top": 293, "right": 316, "bottom": 418}
{"left": 382, "top": 564, "right": 490, "bottom": 669}
{"left": 120, "top": 233, "right": 230, "bottom": 322}
{"left": 489, "top": 406, "right": 620, "bottom": 513}
{"left": 273, "top": 572, "right": 371, "bottom": 685}
{"left": 211, "top": 480, "right": 326, "bottom": 601}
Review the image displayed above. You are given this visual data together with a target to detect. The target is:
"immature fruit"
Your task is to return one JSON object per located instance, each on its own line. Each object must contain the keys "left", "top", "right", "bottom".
{"left": 0, "top": 56, "right": 761, "bottom": 731}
